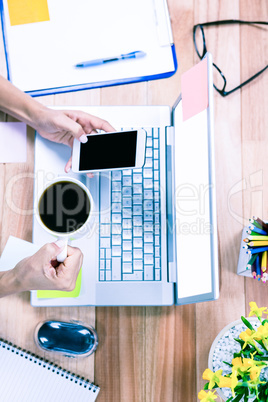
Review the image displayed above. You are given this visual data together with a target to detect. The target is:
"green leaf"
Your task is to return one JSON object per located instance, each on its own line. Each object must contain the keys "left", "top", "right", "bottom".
{"left": 232, "top": 393, "right": 245, "bottom": 402}
{"left": 223, "top": 361, "right": 232, "bottom": 367}
{"left": 203, "top": 382, "right": 209, "bottom": 390}
{"left": 241, "top": 316, "right": 254, "bottom": 330}
{"left": 234, "top": 338, "right": 245, "bottom": 346}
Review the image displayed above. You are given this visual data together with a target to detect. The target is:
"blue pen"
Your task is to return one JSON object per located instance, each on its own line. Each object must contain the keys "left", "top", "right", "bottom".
{"left": 75, "top": 51, "right": 146, "bottom": 68}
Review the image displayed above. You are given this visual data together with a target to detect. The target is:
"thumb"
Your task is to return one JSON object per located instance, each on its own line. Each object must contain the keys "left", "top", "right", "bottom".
{"left": 49, "top": 240, "right": 66, "bottom": 259}
{"left": 65, "top": 156, "right": 72, "bottom": 173}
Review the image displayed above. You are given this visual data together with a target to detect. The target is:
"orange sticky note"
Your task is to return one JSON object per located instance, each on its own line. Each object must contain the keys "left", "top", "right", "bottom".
{"left": 7, "top": 0, "right": 50, "bottom": 26}
{"left": 181, "top": 57, "right": 208, "bottom": 121}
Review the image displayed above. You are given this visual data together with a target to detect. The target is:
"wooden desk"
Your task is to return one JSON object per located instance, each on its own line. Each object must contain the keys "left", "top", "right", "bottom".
{"left": 0, "top": 1, "right": 267, "bottom": 400}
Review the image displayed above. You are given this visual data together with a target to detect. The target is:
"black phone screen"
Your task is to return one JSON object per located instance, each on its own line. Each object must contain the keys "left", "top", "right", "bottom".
{"left": 79, "top": 131, "right": 137, "bottom": 171}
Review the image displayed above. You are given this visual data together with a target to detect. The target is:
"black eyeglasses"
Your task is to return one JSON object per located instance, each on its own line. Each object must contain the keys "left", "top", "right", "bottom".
{"left": 193, "top": 20, "right": 268, "bottom": 97}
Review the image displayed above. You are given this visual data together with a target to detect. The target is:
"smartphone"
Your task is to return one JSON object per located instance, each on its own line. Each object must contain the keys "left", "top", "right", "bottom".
{"left": 72, "top": 129, "right": 146, "bottom": 173}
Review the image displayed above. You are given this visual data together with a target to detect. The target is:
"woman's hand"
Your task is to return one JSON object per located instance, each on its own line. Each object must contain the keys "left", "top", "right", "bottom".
{"left": 0, "top": 241, "right": 84, "bottom": 297}
{"left": 32, "top": 108, "right": 115, "bottom": 174}
{"left": 0, "top": 75, "right": 115, "bottom": 174}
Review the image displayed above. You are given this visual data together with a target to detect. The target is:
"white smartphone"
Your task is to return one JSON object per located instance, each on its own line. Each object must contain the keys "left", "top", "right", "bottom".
{"left": 72, "top": 129, "right": 146, "bottom": 173}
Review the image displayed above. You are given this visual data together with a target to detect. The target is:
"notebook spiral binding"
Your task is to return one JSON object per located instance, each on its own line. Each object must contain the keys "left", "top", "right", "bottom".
{"left": 0, "top": 338, "right": 99, "bottom": 393}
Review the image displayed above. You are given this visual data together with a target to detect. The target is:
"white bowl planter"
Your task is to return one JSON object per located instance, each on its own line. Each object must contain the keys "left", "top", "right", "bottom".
{"left": 208, "top": 317, "right": 260, "bottom": 401}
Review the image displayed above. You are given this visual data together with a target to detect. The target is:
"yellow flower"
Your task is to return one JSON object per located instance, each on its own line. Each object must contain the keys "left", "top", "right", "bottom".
{"left": 249, "top": 301, "right": 267, "bottom": 318}
{"left": 230, "top": 371, "right": 239, "bottom": 396}
{"left": 198, "top": 389, "right": 218, "bottom": 402}
{"left": 254, "top": 322, "right": 268, "bottom": 341}
{"left": 249, "top": 365, "right": 261, "bottom": 381}
{"left": 202, "top": 368, "right": 223, "bottom": 389}
{"left": 232, "top": 356, "right": 254, "bottom": 370}
{"left": 231, "top": 355, "right": 264, "bottom": 386}
{"left": 202, "top": 368, "right": 233, "bottom": 390}
{"left": 218, "top": 376, "right": 232, "bottom": 388}
{"left": 239, "top": 329, "right": 257, "bottom": 350}
{"left": 239, "top": 328, "right": 254, "bottom": 340}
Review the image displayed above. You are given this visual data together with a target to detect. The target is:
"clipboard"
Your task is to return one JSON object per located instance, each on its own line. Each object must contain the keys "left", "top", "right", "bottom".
{"left": 0, "top": 0, "right": 177, "bottom": 96}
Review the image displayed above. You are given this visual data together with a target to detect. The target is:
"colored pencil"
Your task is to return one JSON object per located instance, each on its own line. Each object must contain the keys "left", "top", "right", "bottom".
{"left": 247, "top": 246, "right": 268, "bottom": 255}
{"left": 252, "top": 216, "right": 268, "bottom": 233}
{"left": 261, "top": 251, "right": 268, "bottom": 272}
{"left": 256, "top": 254, "right": 261, "bottom": 280}
{"left": 247, "top": 253, "right": 257, "bottom": 270}
{"left": 247, "top": 229, "right": 264, "bottom": 236}
{"left": 251, "top": 257, "right": 257, "bottom": 278}
{"left": 248, "top": 241, "right": 268, "bottom": 247}
{"left": 246, "top": 235, "right": 268, "bottom": 241}
{"left": 248, "top": 225, "right": 268, "bottom": 236}
{"left": 249, "top": 218, "right": 264, "bottom": 230}
{"left": 261, "top": 272, "right": 267, "bottom": 283}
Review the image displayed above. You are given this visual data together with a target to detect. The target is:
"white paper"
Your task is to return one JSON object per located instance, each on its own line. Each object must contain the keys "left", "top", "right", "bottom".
{"left": 0, "top": 236, "right": 38, "bottom": 272}
{"left": 0, "top": 122, "right": 27, "bottom": 163}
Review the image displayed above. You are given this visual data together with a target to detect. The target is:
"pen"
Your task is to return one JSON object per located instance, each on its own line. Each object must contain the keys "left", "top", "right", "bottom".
{"left": 75, "top": 51, "right": 146, "bottom": 68}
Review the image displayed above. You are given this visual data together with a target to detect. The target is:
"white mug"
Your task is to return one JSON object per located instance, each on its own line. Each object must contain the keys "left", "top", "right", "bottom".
{"left": 36, "top": 177, "right": 94, "bottom": 262}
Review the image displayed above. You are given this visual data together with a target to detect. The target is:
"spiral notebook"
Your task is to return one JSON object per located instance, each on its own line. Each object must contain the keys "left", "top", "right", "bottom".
{"left": 0, "top": 338, "right": 100, "bottom": 402}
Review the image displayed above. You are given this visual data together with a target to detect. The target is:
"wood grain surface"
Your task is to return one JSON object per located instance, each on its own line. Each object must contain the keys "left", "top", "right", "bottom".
{"left": 0, "top": 1, "right": 267, "bottom": 401}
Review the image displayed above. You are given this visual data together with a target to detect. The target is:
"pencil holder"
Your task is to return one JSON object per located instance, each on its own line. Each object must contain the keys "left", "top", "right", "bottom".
{"left": 237, "top": 216, "right": 268, "bottom": 283}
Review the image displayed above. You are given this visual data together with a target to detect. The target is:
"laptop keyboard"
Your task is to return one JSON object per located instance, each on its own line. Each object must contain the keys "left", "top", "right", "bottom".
{"left": 99, "top": 127, "right": 161, "bottom": 281}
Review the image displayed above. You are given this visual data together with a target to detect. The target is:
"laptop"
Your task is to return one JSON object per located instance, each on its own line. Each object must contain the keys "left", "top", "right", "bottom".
{"left": 31, "top": 53, "right": 219, "bottom": 306}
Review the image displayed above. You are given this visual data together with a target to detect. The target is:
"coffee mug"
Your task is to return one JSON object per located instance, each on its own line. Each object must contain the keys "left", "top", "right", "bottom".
{"left": 36, "top": 177, "right": 94, "bottom": 262}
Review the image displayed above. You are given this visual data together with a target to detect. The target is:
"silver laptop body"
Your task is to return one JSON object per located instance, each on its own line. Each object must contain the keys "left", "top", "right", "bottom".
{"left": 31, "top": 53, "right": 218, "bottom": 306}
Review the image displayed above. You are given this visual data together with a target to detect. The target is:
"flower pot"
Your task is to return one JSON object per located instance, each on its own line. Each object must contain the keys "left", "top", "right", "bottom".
{"left": 208, "top": 317, "right": 259, "bottom": 401}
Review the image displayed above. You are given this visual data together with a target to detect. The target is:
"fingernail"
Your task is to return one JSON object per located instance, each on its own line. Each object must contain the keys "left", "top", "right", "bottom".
{"left": 55, "top": 240, "right": 65, "bottom": 248}
{"left": 79, "top": 134, "right": 88, "bottom": 143}
{"left": 65, "top": 165, "right": 71, "bottom": 173}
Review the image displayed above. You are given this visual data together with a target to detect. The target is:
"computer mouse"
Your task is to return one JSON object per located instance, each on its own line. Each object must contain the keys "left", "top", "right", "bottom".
{"left": 34, "top": 320, "right": 98, "bottom": 358}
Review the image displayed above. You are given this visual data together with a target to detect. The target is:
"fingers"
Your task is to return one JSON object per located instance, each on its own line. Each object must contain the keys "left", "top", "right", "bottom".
{"left": 65, "top": 156, "right": 72, "bottom": 173}
{"left": 64, "top": 155, "right": 94, "bottom": 178}
{"left": 60, "top": 114, "right": 88, "bottom": 143}
{"left": 38, "top": 242, "right": 65, "bottom": 262}
{"left": 66, "top": 245, "right": 83, "bottom": 259}
{"left": 89, "top": 115, "right": 115, "bottom": 133}
{"left": 65, "top": 110, "right": 116, "bottom": 135}
{"left": 55, "top": 246, "right": 83, "bottom": 290}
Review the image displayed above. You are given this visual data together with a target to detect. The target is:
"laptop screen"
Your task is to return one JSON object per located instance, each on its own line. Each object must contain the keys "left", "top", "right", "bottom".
{"left": 171, "top": 54, "right": 219, "bottom": 305}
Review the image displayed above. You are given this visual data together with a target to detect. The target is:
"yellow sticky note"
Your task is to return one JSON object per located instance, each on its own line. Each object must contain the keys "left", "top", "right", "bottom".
{"left": 37, "top": 269, "right": 82, "bottom": 299}
{"left": 7, "top": 0, "right": 50, "bottom": 26}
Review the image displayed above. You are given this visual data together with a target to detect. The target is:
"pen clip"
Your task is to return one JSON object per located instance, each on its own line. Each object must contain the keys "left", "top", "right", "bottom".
{"left": 121, "top": 51, "right": 146, "bottom": 59}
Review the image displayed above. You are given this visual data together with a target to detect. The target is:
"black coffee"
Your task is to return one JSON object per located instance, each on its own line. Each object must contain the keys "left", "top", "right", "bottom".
{"left": 39, "top": 181, "right": 90, "bottom": 233}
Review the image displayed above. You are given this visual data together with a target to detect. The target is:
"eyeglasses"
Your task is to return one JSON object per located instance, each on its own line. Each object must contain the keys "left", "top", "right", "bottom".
{"left": 193, "top": 20, "right": 268, "bottom": 97}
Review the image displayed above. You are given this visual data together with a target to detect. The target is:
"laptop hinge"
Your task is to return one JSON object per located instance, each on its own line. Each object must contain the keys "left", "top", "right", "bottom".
{"left": 165, "top": 126, "right": 177, "bottom": 283}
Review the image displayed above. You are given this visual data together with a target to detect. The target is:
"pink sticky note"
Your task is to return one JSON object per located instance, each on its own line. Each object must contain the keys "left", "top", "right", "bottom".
{"left": 181, "top": 57, "right": 208, "bottom": 121}
{"left": 0, "top": 122, "right": 27, "bottom": 163}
